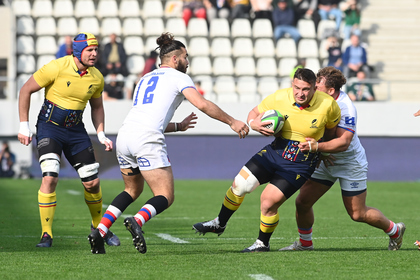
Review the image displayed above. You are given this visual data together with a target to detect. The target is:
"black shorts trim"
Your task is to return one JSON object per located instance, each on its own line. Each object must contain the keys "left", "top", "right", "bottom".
{"left": 341, "top": 189, "right": 366, "bottom": 197}
{"left": 309, "top": 177, "right": 335, "bottom": 187}
{"left": 245, "top": 158, "right": 301, "bottom": 199}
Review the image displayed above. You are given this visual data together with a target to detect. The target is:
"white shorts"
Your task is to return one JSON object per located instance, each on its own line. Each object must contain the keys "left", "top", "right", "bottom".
{"left": 116, "top": 128, "right": 171, "bottom": 171}
{"left": 311, "top": 160, "right": 368, "bottom": 193}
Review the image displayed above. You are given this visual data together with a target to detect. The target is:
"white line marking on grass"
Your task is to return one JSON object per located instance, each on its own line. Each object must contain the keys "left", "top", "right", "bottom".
{"left": 102, "top": 204, "right": 109, "bottom": 208}
{"left": 249, "top": 274, "right": 274, "bottom": 280}
{"left": 155, "top": 233, "right": 189, "bottom": 243}
{"left": 66, "top": 190, "right": 81, "bottom": 195}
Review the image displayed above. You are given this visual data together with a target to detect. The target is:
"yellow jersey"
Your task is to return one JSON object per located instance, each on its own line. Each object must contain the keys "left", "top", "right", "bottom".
{"left": 258, "top": 87, "right": 341, "bottom": 142}
{"left": 33, "top": 55, "right": 104, "bottom": 110}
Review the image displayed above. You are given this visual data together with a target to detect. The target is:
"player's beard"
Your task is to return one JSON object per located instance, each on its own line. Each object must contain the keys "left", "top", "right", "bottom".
{"left": 176, "top": 61, "right": 188, "bottom": 73}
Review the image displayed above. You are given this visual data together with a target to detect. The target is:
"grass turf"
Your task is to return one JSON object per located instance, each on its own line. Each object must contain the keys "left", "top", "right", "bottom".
{"left": 0, "top": 178, "right": 419, "bottom": 279}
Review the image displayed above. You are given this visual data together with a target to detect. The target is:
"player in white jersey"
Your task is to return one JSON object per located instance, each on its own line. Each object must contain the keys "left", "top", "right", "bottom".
{"left": 88, "top": 33, "right": 249, "bottom": 254}
{"left": 279, "top": 67, "right": 405, "bottom": 251}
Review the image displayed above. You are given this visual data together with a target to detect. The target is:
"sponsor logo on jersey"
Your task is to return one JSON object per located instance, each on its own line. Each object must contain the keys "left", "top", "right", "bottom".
{"left": 67, "top": 81, "right": 71, "bottom": 87}
{"left": 310, "top": 119, "right": 319, "bottom": 128}
{"left": 87, "top": 84, "right": 94, "bottom": 95}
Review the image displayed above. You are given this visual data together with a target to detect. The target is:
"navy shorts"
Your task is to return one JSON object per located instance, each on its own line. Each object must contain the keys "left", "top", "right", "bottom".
{"left": 246, "top": 138, "right": 319, "bottom": 198}
{"left": 36, "top": 120, "right": 92, "bottom": 158}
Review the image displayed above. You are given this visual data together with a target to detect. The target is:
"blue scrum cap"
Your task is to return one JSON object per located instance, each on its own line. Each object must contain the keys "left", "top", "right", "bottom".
{"left": 73, "top": 32, "right": 98, "bottom": 61}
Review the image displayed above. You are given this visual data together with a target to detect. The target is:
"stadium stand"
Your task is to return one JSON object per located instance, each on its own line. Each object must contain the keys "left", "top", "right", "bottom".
{"left": 10, "top": 0, "right": 389, "bottom": 103}
{"left": 53, "top": 0, "right": 74, "bottom": 18}
{"left": 119, "top": 0, "right": 141, "bottom": 18}
{"left": 74, "top": 0, "right": 96, "bottom": 18}
{"left": 210, "top": 38, "right": 232, "bottom": 57}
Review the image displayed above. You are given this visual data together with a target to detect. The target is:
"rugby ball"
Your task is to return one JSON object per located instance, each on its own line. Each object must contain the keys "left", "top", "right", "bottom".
{"left": 261, "top": 109, "right": 284, "bottom": 135}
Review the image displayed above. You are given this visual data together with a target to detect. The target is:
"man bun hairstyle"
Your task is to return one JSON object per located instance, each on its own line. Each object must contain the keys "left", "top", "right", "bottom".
{"left": 317, "top": 66, "right": 347, "bottom": 91}
{"left": 156, "top": 32, "right": 186, "bottom": 60}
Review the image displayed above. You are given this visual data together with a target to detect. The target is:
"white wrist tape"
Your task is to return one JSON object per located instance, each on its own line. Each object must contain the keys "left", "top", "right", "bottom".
{"left": 248, "top": 119, "right": 254, "bottom": 126}
{"left": 97, "top": 131, "right": 111, "bottom": 144}
{"left": 19, "top": 121, "right": 33, "bottom": 137}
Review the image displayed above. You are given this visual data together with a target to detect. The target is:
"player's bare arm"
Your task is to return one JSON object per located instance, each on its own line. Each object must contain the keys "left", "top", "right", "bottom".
{"left": 414, "top": 110, "right": 420, "bottom": 117}
{"left": 18, "top": 76, "right": 42, "bottom": 146}
{"left": 247, "top": 106, "right": 275, "bottom": 137}
{"left": 183, "top": 87, "right": 249, "bottom": 138}
{"left": 165, "top": 112, "right": 198, "bottom": 132}
{"left": 89, "top": 96, "right": 113, "bottom": 151}
{"left": 299, "top": 126, "right": 352, "bottom": 154}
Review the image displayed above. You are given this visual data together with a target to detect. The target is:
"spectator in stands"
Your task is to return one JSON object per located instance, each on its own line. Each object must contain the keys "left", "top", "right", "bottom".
{"left": 347, "top": 70, "right": 375, "bottom": 101}
{"left": 194, "top": 80, "right": 205, "bottom": 95}
{"left": 56, "top": 35, "right": 73, "bottom": 59}
{"left": 230, "top": 0, "right": 251, "bottom": 19}
{"left": 102, "top": 33, "right": 128, "bottom": 77}
{"left": 250, "top": 0, "right": 273, "bottom": 21}
{"left": 341, "top": 0, "right": 361, "bottom": 40}
{"left": 293, "top": 0, "right": 320, "bottom": 30}
{"left": 317, "top": 0, "right": 342, "bottom": 30}
{"left": 290, "top": 58, "right": 306, "bottom": 80}
{"left": 142, "top": 51, "right": 159, "bottom": 76}
{"left": 342, "top": 34, "right": 369, "bottom": 79}
{"left": 183, "top": 0, "right": 207, "bottom": 26}
{"left": 273, "top": 0, "right": 301, "bottom": 43}
{"left": 203, "top": 0, "right": 231, "bottom": 23}
{"left": 326, "top": 35, "right": 343, "bottom": 71}
{"left": 103, "top": 73, "right": 125, "bottom": 101}
{"left": 0, "top": 141, "right": 15, "bottom": 178}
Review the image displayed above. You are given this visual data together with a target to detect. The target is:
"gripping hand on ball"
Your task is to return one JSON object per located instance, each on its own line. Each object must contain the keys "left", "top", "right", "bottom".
{"left": 250, "top": 113, "right": 275, "bottom": 137}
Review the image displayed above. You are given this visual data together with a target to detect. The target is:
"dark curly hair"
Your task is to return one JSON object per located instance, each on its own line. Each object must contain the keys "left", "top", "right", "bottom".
{"left": 294, "top": 68, "right": 317, "bottom": 86}
{"left": 156, "top": 32, "right": 186, "bottom": 61}
{"left": 316, "top": 66, "right": 347, "bottom": 91}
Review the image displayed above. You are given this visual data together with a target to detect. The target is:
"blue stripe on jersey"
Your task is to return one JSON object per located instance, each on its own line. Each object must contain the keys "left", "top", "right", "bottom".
{"left": 338, "top": 125, "right": 355, "bottom": 133}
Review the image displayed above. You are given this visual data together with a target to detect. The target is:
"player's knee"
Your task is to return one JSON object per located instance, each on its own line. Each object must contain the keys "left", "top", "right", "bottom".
{"left": 39, "top": 153, "right": 61, "bottom": 177}
{"left": 83, "top": 178, "right": 100, "bottom": 192}
{"left": 347, "top": 209, "right": 365, "bottom": 222}
{"left": 74, "top": 162, "right": 100, "bottom": 182}
{"left": 232, "top": 166, "right": 259, "bottom": 196}
{"left": 295, "top": 194, "right": 313, "bottom": 211}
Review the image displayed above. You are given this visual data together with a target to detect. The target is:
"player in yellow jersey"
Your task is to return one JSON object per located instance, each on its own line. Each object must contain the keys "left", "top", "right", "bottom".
{"left": 193, "top": 68, "right": 341, "bottom": 252}
{"left": 17, "top": 32, "right": 120, "bottom": 248}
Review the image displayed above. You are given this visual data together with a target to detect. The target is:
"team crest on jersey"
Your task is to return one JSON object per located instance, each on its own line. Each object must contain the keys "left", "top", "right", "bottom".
{"left": 310, "top": 119, "right": 319, "bottom": 128}
{"left": 87, "top": 84, "right": 95, "bottom": 95}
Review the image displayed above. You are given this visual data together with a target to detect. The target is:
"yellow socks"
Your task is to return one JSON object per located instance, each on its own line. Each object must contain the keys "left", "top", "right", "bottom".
{"left": 223, "top": 187, "right": 245, "bottom": 211}
{"left": 38, "top": 190, "right": 57, "bottom": 238}
{"left": 84, "top": 188, "right": 103, "bottom": 228}
{"left": 260, "top": 212, "right": 279, "bottom": 233}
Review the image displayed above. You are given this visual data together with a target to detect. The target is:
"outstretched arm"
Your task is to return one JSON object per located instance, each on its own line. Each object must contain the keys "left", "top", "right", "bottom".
{"left": 183, "top": 88, "right": 249, "bottom": 138}
{"left": 165, "top": 112, "right": 198, "bottom": 133}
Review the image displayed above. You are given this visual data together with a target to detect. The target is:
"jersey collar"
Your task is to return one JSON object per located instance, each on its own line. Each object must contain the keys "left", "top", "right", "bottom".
{"left": 71, "top": 55, "right": 89, "bottom": 77}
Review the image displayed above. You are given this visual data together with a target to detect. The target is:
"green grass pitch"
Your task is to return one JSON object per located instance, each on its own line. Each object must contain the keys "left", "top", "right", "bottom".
{"left": 0, "top": 178, "right": 419, "bottom": 279}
